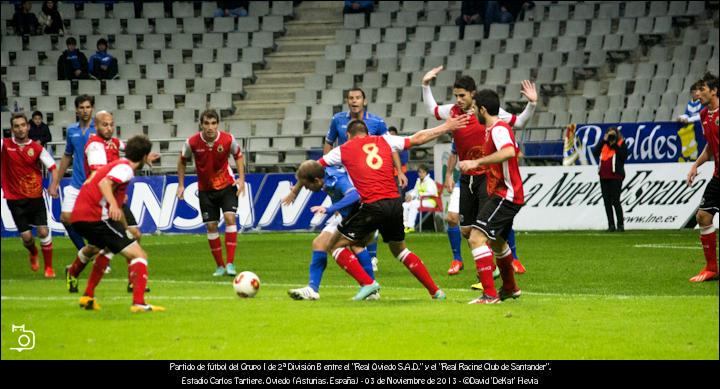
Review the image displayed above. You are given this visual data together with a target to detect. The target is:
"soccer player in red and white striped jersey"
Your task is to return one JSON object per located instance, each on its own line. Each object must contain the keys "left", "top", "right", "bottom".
{"left": 422, "top": 66, "right": 535, "bottom": 277}
{"left": 458, "top": 90, "right": 525, "bottom": 304}
{"left": 177, "top": 109, "right": 245, "bottom": 277}
{"left": 1, "top": 112, "right": 59, "bottom": 277}
{"left": 70, "top": 135, "right": 164, "bottom": 312}
{"left": 686, "top": 72, "right": 719, "bottom": 283}
{"left": 318, "top": 115, "right": 470, "bottom": 300}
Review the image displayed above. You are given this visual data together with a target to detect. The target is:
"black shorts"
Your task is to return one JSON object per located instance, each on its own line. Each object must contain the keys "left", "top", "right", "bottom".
{"left": 459, "top": 174, "right": 489, "bottom": 227}
{"left": 338, "top": 197, "right": 405, "bottom": 243}
{"left": 472, "top": 195, "right": 523, "bottom": 241}
{"left": 7, "top": 197, "right": 47, "bottom": 233}
{"left": 699, "top": 175, "right": 720, "bottom": 215}
{"left": 123, "top": 204, "right": 138, "bottom": 227}
{"left": 199, "top": 185, "right": 238, "bottom": 223}
{"left": 71, "top": 220, "right": 136, "bottom": 254}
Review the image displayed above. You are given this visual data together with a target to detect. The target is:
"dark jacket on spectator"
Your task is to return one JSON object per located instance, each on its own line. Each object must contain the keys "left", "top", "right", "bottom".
{"left": 40, "top": 2, "right": 65, "bottom": 35}
{"left": 88, "top": 50, "right": 118, "bottom": 80}
{"left": 57, "top": 49, "right": 89, "bottom": 80}
{"left": 593, "top": 138, "right": 628, "bottom": 180}
{"left": 29, "top": 121, "right": 52, "bottom": 147}
{"left": 13, "top": 8, "right": 40, "bottom": 35}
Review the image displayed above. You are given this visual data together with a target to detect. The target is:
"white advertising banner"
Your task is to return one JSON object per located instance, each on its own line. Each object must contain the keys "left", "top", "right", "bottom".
{"left": 434, "top": 144, "right": 717, "bottom": 230}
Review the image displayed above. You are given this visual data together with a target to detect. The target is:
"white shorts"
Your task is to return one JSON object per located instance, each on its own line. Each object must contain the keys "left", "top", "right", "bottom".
{"left": 322, "top": 213, "right": 342, "bottom": 234}
{"left": 448, "top": 185, "right": 460, "bottom": 214}
{"left": 61, "top": 185, "right": 80, "bottom": 214}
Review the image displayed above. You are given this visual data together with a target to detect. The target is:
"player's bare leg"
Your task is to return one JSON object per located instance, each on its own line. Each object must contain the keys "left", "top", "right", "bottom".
{"left": 20, "top": 230, "right": 39, "bottom": 272}
{"left": 690, "top": 210, "right": 719, "bottom": 282}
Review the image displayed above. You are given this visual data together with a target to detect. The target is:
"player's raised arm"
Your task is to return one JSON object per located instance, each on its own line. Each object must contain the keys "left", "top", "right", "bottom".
{"left": 408, "top": 114, "right": 470, "bottom": 147}
{"left": 510, "top": 80, "right": 538, "bottom": 129}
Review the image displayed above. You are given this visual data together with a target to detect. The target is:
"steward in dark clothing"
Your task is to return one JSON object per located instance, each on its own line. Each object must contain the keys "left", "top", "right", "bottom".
{"left": 593, "top": 127, "right": 628, "bottom": 232}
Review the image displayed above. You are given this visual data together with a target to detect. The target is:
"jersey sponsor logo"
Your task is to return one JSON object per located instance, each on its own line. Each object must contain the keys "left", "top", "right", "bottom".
{"left": 26, "top": 148, "right": 34, "bottom": 157}
{"left": 217, "top": 145, "right": 224, "bottom": 153}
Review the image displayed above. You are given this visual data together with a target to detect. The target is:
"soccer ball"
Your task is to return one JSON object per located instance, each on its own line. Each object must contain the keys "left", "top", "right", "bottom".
{"left": 233, "top": 271, "right": 260, "bottom": 298}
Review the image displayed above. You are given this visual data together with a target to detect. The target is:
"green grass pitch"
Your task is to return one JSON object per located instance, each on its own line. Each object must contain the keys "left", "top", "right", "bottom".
{"left": 1, "top": 230, "right": 717, "bottom": 359}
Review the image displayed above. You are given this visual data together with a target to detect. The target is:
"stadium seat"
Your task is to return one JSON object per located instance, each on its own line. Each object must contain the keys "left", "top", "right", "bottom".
{"left": 152, "top": 95, "right": 175, "bottom": 111}
{"left": 172, "top": 2, "right": 195, "bottom": 18}
{"left": 36, "top": 96, "right": 60, "bottom": 113}
{"left": 237, "top": 16, "right": 260, "bottom": 32}
{"left": 213, "top": 17, "right": 235, "bottom": 33}
{"left": 164, "top": 79, "right": 187, "bottom": 95}
{"left": 185, "top": 93, "right": 207, "bottom": 110}
{"left": 48, "top": 81, "right": 71, "bottom": 97}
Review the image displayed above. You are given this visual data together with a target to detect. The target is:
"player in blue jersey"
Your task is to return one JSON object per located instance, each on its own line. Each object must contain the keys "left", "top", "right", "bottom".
{"left": 49, "top": 94, "right": 96, "bottom": 251}
{"left": 285, "top": 160, "right": 377, "bottom": 300}
{"left": 324, "top": 88, "right": 407, "bottom": 271}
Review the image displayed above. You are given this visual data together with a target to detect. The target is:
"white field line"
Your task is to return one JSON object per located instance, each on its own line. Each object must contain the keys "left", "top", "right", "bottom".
{"left": 633, "top": 244, "right": 698, "bottom": 250}
{"left": 1, "top": 279, "right": 717, "bottom": 301}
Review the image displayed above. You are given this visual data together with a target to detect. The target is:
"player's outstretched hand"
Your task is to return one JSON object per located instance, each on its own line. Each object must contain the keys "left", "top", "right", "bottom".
{"left": 422, "top": 65, "right": 444, "bottom": 86}
{"left": 446, "top": 113, "right": 471, "bottom": 131}
{"left": 310, "top": 205, "right": 327, "bottom": 215}
{"left": 47, "top": 185, "right": 59, "bottom": 199}
{"left": 520, "top": 80, "right": 538, "bottom": 103}
{"left": 686, "top": 165, "right": 698, "bottom": 187}
{"left": 398, "top": 171, "right": 408, "bottom": 189}
{"left": 176, "top": 184, "right": 185, "bottom": 200}
{"left": 458, "top": 160, "right": 479, "bottom": 173}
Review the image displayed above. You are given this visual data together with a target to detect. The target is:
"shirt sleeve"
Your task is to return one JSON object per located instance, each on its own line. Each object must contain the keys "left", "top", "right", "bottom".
{"left": 325, "top": 118, "right": 338, "bottom": 145}
{"left": 107, "top": 163, "right": 134, "bottom": 184}
{"left": 374, "top": 118, "right": 388, "bottom": 135}
{"left": 180, "top": 140, "right": 193, "bottom": 161}
{"left": 382, "top": 134, "right": 411, "bottom": 152}
{"left": 318, "top": 146, "right": 342, "bottom": 167}
{"left": 64, "top": 134, "right": 74, "bottom": 156}
{"left": 39, "top": 146, "right": 56, "bottom": 170}
{"left": 491, "top": 125, "right": 515, "bottom": 150}
{"left": 229, "top": 134, "right": 243, "bottom": 159}
{"left": 422, "top": 85, "right": 454, "bottom": 120}
{"left": 118, "top": 140, "right": 126, "bottom": 152}
{"left": 85, "top": 141, "right": 107, "bottom": 171}
{"left": 498, "top": 108, "right": 517, "bottom": 127}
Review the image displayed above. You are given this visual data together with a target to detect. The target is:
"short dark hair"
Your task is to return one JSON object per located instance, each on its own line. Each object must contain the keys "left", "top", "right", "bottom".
{"left": 297, "top": 160, "right": 325, "bottom": 182}
{"left": 66, "top": 37, "right": 77, "bottom": 46}
{"left": 691, "top": 80, "right": 702, "bottom": 92}
{"left": 125, "top": 135, "right": 153, "bottom": 162}
{"left": 453, "top": 75, "right": 476, "bottom": 92}
{"left": 701, "top": 72, "right": 719, "bottom": 92}
{"left": 31, "top": 111, "right": 43, "bottom": 119}
{"left": 200, "top": 109, "right": 220, "bottom": 124}
{"left": 388, "top": 126, "right": 398, "bottom": 134}
{"left": 96, "top": 38, "right": 108, "bottom": 49}
{"left": 474, "top": 89, "right": 500, "bottom": 116}
{"left": 346, "top": 87, "right": 366, "bottom": 99}
{"left": 347, "top": 119, "right": 368, "bottom": 137}
{"left": 417, "top": 164, "right": 429, "bottom": 173}
{"left": 10, "top": 112, "right": 28, "bottom": 127}
{"left": 74, "top": 94, "right": 94, "bottom": 108}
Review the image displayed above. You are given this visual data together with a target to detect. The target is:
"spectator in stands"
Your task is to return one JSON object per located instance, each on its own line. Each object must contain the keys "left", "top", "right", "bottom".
{"left": 57, "top": 37, "right": 89, "bottom": 80}
{"left": 678, "top": 80, "right": 704, "bottom": 124}
{"left": 593, "top": 127, "right": 628, "bottom": 232}
{"left": 29, "top": 111, "right": 52, "bottom": 148}
{"left": 214, "top": 0, "right": 248, "bottom": 17}
{"left": 0, "top": 81, "right": 7, "bottom": 112}
{"left": 343, "top": 0, "right": 373, "bottom": 14}
{"left": 12, "top": 0, "right": 40, "bottom": 36}
{"left": 455, "top": 1, "right": 482, "bottom": 40}
{"left": 402, "top": 165, "right": 438, "bottom": 233}
{"left": 39, "top": 1, "right": 65, "bottom": 35}
{"left": 88, "top": 38, "right": 119, "bottom": 80}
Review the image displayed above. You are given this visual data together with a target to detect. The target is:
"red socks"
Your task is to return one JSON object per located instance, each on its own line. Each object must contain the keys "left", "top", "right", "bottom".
{"left": 495, "top": 247, "right": 518, "bottom": 293}
{"left": 25, "top": 241, "right": 38, "bottom": 257}
{"left": 207, "top": 232, "right": 225, "bottom": 267}
{"left": 225, "top": 225, "right": 237, "bottom": 265}
{"left": 40, "top": 236, "right": 53, "bottom": 270}
{"left": 83, "top": 253, "right": 110, "bottom": 297}
{"left": 472, "top": 246, "right": 497, "bottom": 297}
{"left": 700, "top": 227, "right": 718, "bottom": 272}
{"left": 69, "top": 249, "right": 92, "bottom": 277}
{"left": 397, "top": 249, "right": 439, "bottom": 295}
{"left": 129, "top": 258, "right": 149, "bottom": 305}
{"left": 332, "top": 248, "right": 374, "bottom": 286}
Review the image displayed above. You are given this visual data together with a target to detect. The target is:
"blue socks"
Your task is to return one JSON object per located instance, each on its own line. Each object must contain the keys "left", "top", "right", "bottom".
{"left": 308, "top": 250, "right": 327, "bottom": 292}
{"left": 355, "top": 249, "right": 375, "bottom": 280}
{"left": 367, "top": 240, "right": 378, "bottom": 259}
{"left": 447, "top": 225, "right": 462, "bottom": 261}
{"left": 64, "top": 222, "right": 86, "bottom": 250}
{"left": 508, "top": 229, "right": 518, "bottom": 259}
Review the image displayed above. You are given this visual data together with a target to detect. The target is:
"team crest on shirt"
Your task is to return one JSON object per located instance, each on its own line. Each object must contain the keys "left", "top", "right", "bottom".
{"left": 27, "top": 148, "right": 34, "bottom": 157}
{"left": 217, "top": 145, "right": 224, "bottom": 153}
